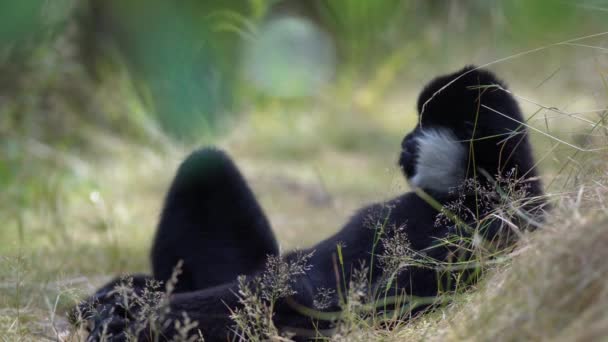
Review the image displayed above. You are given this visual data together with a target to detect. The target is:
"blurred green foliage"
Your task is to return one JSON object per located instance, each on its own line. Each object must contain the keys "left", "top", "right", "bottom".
{"left": 0, "top": 2, "right": 42, "bottom": 44}
{"left": 81, "top": 0, "right": 247, "bottom": 140}
{"left": 504, "top": 0, "right": 579, "bottom": 39}
{"left": 0, "top": 0, "right": 606, "bottom": 142}
{"left": 313, "top": 0, "right": 402, "bottom": 66}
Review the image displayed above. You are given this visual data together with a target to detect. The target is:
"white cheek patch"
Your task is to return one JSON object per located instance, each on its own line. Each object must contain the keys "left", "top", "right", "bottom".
{"left": 409, "top": 127, "right": 466, "bottom": 192}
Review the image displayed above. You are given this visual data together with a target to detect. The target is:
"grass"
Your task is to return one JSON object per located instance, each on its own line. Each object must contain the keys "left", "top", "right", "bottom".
{"left": 391, "top": 205, "right": 608, "bottom": 341}
{"left": 2, "top": 10, "right": 608, "bottom": 341}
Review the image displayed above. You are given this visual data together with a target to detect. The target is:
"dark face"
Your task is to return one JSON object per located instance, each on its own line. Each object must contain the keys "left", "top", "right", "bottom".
{"left": 399, "top": 128, "right": 420, "bottom": 179}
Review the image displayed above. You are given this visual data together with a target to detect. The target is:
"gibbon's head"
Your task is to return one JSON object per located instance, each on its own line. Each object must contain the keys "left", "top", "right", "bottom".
{"left": 399, "top": 66, "right": 540, "bottom": 195}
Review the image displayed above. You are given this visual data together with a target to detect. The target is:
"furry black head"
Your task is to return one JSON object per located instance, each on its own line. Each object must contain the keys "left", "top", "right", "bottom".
{"left": 400, "top": 65, "right": 542, "bottom": 198}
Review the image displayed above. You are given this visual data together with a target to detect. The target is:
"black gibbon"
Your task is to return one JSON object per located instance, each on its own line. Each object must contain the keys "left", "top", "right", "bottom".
{"left": 74, "top": 66, "right": 546, "bottom": 341}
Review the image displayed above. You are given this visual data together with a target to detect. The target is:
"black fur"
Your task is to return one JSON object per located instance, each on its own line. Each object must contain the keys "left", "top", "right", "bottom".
{"left": 151, "top": 148, "right": 279, "bottom": 293}
{"left": 410, "top": 65, "right": 540, "bottom": 191}
{"left": 73, "top": 66, "right": 546, "bottom": 341}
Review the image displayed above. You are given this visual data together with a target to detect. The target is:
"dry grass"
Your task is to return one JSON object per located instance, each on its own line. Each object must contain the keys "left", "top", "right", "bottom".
{"left": 387, "top": 190, "right": 608, "bottom": 341}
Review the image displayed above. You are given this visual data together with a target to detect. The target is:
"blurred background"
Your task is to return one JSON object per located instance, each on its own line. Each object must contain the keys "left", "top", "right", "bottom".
{"left": 1, "top": 1, "right": 608, "bottom": 339}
